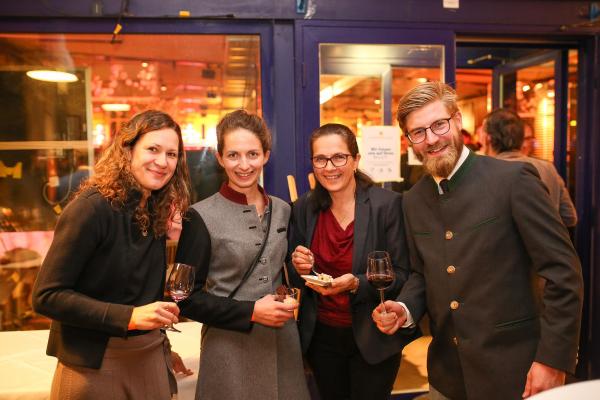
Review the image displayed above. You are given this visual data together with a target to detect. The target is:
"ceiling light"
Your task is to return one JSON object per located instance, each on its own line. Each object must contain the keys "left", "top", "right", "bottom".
{"left": 26, "top": 70, "right": 78, "bottom": 83}
{"left": 522, "top": 84, "right": 531, "bottom": 92}
{"left": 374, "top": 99, "right": 381, "bottom": 105}
{"left": 101, "top": 103, "right": 131, "bottom": 112}
{"left": 547, "top": 90, "right": 555, "bottom": 98}
{"left": 416, "top": 78, "right": 428, "bottom": 83}
{"left": 534, "top": 83, "right": 543, "bottom": 90}
{"left": 141, "top": 62, "right": 149, "bottom": 68}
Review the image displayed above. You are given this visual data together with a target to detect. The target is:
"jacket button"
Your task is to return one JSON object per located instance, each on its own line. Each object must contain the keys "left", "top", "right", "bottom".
{"left": 450, "top": 300, "right": 460, "bottom": 310}
{"left": 445, "top": 231, "right": 454, "bottom": 240}
{"left": 453, "top": 336, "right": 458, "bottom": 345}
{"left": 447, "top": 265, "right": 456, "bottom": 274}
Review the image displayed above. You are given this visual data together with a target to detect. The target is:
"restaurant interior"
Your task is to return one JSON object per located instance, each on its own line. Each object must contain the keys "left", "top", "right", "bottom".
{"left": 0, "top": 0, "right": 599, "bottom": 398}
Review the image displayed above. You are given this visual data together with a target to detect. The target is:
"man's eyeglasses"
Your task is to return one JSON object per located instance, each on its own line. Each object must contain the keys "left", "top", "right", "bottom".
{"left": 406, "top": 115, "right": 455, "bottom": 144}
{"left": 311, "top": 153, "right": 352, "bottom": 169}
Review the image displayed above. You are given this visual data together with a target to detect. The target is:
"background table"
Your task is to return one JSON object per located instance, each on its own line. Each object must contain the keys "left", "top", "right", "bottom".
{"left": 0, "top": 322, "right": 202, "bottom": 400}
{"left": 527, "top": 379, "right": 600, "bottom": 400}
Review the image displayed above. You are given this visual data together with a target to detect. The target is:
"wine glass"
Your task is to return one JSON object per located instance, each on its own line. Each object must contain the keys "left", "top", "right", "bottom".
{"left": 366, "top": 251, "right": 395, "bottom": 315}
{"left": 165, "top": 263, "right": 195, "bottom": 332}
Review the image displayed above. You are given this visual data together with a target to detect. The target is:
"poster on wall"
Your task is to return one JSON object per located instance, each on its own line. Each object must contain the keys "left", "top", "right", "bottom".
{"left": 358, "top": 126, "right": 401, "bottom": 182}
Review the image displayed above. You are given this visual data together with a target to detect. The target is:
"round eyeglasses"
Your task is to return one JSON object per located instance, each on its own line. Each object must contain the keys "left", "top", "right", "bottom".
{"left": 406, "top": 115, "right": 454, "bottom": 144}
{"left": 311, "top": 153, "right": 352, "bottom": 169}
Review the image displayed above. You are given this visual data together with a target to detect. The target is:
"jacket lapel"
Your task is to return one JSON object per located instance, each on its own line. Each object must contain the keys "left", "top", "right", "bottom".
{"left": 352, "top": 187, "right": 370, "bottom": 274}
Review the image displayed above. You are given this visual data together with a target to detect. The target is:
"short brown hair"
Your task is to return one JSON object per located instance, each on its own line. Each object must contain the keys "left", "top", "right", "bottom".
{"left": 484, "top": 108, "right": 524, "bottom": 152}
{"left": 216, "top": 110, "right": 271, "bottom": 155}
{"left": 396, "top": 81, "right": 458, "bottom": 133}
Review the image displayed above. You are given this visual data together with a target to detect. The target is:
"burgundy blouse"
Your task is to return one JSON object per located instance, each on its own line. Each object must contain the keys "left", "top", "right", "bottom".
{"left": 311, "top": 208, "right": 354, "bottom": 328}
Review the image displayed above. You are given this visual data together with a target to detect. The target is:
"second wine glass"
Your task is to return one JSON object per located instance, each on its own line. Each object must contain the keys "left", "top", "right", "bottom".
{"left": 165, "top": 262, "right": 195, "bottom": 332}
{"left": 366, "top": 251, "right": 395, "bottom": 315}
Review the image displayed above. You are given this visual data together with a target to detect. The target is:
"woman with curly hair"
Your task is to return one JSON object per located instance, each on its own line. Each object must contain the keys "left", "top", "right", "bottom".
{"left": 33, "top": 109, "right": 191, "bottom": 399}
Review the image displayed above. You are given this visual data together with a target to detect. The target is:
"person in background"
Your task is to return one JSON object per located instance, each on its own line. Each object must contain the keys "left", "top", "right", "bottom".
{"left": 175, "top": 110, "right": 309, "bottom": 400}
{"left": 372, "top": 82, "right": 583, "bottom": 400}
{"left": 33, "top": 110, "right": 192, "bottom": 399}
{"left": 521, "top": 123, "right": 537, "bottom": 156}
{"left": 289, "top": 123, "right": 418, "bottom": 400}
{"left": 483, "top": 108, "right": 577, "bottom": 228}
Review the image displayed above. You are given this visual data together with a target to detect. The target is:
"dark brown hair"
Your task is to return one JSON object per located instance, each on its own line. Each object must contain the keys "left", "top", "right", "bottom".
{"left": 309, "top": 123, "right": 373, "bottom": 211}
{"left": 79, "top": 109, "right": 191, "bottom": 237}
{"left": 484, "top": 108, "right": 525, "bottom": 153}
{"left": 216, "top": 110, "right": 272, "bottom": 155}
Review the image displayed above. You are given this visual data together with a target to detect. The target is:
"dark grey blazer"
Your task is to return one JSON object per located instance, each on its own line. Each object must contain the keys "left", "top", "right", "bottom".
{"left": 288, "top": 184, "right": 420, "bottom": 365}
{"left": 400, "top": 152, "right": 583, "bottom": 400}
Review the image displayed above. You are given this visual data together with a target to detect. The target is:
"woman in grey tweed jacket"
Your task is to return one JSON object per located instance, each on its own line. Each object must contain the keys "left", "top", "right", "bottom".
{"left": 175, "top": 110, "right": 309, "bottom": 400}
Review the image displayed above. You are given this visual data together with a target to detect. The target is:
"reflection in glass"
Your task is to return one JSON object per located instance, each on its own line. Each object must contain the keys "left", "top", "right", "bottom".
{"left": 318, "top": 44, "right": 443, "bottom": 193}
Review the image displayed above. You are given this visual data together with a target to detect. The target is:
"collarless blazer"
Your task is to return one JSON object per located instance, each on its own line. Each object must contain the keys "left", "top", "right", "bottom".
{"left": 288, "top": 184, "right": 420, "bottom": 364}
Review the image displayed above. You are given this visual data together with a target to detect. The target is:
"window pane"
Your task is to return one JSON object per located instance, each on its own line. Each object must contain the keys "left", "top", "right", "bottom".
{"left": 0, "top": 32, "right": 261, "bottom": 330}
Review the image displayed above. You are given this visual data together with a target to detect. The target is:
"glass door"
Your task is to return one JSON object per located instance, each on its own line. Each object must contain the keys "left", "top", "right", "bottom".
{"left": 492, "top": 50, "right": 571, "bottom": 177}
{"left": 295, "top": 22, "right": 454, "bottom": 195}
{"left": 295, "top": 21, "right": 454, "bottom": 396}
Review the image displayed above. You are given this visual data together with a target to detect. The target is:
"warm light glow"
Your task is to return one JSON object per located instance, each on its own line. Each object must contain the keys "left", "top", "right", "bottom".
{"left": 535, "top": 83, "right": 543, "bottom": 90}
{"left": 374, "top": 99, "right": 381, "bottom": 105}
{"left": 26, "top": 70, "right": 78, "bottom": 83}
{"left": 93, "top": 124, "right": 106, "bottom": 147}
{"left": 547, "top": 90, "right": 555, "bottom": 98}
{"left": 141, "top": 62, "right": 149, "bottom": 68}
{"left": 182, "top": 123, "right": 202, "bottom": 147}
{"left": 570, "top": 120, "right": 577, "bottom": 127}
{"left": 319, "top": 76, "right": 365, "bottom": 105}
{"left": 101, "top": 103, "right": 131, "bottom": 112}
{"left": 205, "top": 126, "right": 218, "bottom": 148}
{"left": 522, "top": 84, "right": 531, "bottom": 92}
{"left": 160, "top": 85, "right": 167, "bottom": 92}
{"left": 416, "top": 77, "right": 428, "bottom": 83}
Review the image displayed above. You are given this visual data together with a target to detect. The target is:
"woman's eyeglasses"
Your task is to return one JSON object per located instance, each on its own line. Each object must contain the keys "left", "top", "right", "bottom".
{"left": 311, "top": 153, "right": 352, "bottom": 169}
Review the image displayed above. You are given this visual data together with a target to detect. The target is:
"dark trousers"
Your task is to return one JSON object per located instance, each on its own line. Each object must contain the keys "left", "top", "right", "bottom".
{"left": 306, "top": 321, "right": 401, "bottom": 400}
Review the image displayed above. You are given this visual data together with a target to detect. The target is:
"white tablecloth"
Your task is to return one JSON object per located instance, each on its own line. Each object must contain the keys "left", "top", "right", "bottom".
{"left": 527, "top": 379, "right": 600, "bottom": 400}
{"left": 0, "top": 322, "right": 202, "bottom": 400}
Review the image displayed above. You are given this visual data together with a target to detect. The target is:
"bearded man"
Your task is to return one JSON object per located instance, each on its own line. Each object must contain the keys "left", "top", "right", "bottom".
{"left": 372, "top": 81, "right": 582, "bottom": 400}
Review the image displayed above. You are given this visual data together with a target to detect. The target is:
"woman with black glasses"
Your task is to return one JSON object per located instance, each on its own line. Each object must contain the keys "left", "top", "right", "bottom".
{"left": 288, "top": 123, "right": 419, "bottom": 399}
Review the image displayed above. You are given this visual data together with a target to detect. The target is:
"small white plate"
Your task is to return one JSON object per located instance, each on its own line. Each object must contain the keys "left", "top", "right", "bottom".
{"left": 301, "top": 275, "right": 332, "bottom": 287}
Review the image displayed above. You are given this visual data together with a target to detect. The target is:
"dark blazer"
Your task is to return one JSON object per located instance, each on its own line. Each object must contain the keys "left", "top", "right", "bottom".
{"left": 399, "top": 152, "right": 583, "bottom": 400}
{"left": 32, "top": 188, "right": 166, "bottom": 369}
{"left": 288, "top": 184, "right": 420, "bottom": 365}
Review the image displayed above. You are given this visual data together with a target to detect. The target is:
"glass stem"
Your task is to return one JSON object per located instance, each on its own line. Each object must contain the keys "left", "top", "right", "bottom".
{"left": 379, "top": 289, "right": 386, "bottom": 315}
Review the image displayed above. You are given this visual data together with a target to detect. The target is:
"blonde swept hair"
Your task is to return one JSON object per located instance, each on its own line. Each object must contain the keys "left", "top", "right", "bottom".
{"left": 78, "top": 110, "right": 191, "bottom": 237}
{"left": 396, "top": 81, "right": 459, "bottom": 133}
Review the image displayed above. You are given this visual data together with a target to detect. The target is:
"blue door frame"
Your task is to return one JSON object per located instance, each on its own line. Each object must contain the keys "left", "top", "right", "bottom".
{"left": 294, "top": 20, "right": 455, "bottom": 196}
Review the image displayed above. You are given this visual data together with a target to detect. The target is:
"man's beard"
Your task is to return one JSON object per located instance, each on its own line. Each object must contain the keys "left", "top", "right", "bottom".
{"left": 415, "top": 136, "right": 463, "bottom": 178}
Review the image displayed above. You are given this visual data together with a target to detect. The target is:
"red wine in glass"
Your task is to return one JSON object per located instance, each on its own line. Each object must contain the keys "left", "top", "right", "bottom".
{"left": 366, "top": 251, "right": 395, "bottom": 314}
{"left": 165, "top": 263, "right": 195, "bottom": 332}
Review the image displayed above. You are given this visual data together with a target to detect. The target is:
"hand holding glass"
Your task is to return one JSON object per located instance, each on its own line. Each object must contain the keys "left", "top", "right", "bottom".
{"left": 165, "top": 263, "right": 195, "bottom": 332}
{"left": 366, "top": 251, "right": 395, "bottom": 315}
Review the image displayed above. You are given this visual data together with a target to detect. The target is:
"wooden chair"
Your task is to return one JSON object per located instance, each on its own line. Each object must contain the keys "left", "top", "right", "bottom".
{"left": 166, "top": 239, "right": 178, "bottom": 266}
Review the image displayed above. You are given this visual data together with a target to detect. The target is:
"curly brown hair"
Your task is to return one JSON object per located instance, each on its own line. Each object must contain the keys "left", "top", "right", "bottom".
{"left": 79, "top": 110, "right": 191, "bottom": 237}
